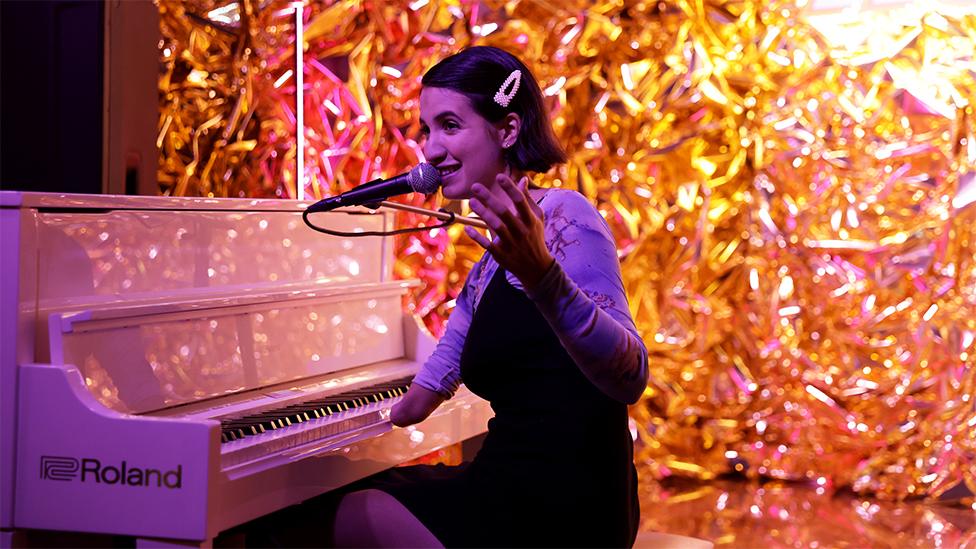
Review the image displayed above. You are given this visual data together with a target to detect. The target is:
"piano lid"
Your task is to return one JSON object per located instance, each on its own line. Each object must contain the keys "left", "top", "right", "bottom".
{"left": 32, "top": 199, "right": 392, "bottom": 306}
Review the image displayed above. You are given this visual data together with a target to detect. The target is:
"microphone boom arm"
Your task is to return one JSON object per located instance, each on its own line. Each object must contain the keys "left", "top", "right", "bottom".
{"left": 375, "top": 200, "right": 488, "bottom": 230}
{"left": 305, "top": 199, "right": 488, "bottom": 230}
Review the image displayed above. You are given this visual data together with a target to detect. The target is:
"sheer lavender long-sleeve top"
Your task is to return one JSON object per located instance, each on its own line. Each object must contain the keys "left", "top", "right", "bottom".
{"left": 412, "top": 189, "right": 649, "bottom": 404}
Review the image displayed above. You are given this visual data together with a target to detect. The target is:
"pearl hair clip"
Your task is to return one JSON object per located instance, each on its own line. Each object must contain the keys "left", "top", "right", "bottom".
{"left": 493, "top": 69, "right": 521, "bottom": 108}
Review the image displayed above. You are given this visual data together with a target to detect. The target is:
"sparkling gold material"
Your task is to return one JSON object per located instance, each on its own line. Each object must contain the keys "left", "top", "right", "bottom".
{"left": 637, "top": 476, "right": 976, "bottom": 548}
{"left": 157, "top": 0, "right": 976, "bottom": 500}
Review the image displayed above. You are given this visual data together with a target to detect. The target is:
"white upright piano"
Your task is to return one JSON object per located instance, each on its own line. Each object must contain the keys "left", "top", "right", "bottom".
{"left": 0, "top": 192, "right": 492, "bottom": 546}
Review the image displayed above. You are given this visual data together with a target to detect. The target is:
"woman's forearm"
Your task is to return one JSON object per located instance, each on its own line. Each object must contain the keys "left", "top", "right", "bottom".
{"left": 390, "top": 383, "right": 446, "bottom": 427}
{"left": 527, "top": 261, "right": 649, "bottom": 404}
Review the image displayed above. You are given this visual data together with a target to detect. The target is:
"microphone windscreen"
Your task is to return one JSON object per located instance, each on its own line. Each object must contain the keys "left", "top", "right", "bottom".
{"left": 407, "top": 162, "right": 442, "bottom": 194}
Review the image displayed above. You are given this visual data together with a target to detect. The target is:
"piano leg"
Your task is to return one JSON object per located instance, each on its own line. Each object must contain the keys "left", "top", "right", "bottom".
{"left": 1, "top": 529, "right": 26, "bottom": 549}
{"left": 135, "top": 536, "right": 213, "bottom": 548}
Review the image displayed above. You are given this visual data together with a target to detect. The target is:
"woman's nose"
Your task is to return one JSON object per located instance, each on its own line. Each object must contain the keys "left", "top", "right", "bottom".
{"left": 423, "top": 134, "right": 446, "bottom": 164}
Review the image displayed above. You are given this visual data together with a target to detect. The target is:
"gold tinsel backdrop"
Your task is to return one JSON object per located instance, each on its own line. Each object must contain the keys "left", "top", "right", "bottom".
{"left": 156, "top": 0, "right": 976, "bottom": 501}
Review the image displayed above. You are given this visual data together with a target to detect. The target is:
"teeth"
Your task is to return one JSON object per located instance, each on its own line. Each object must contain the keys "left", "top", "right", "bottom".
{"left": 439, "top": 166, "right": 459, "bottom": 176}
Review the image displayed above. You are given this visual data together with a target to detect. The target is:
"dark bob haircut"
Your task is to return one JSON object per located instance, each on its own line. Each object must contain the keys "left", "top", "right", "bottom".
{"left": 421, "top": 46, "right": 567, "bottom": 174}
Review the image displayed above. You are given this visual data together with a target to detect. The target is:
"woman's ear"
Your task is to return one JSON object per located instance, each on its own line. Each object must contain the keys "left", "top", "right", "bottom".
{"left": 497, "top": 112, "right": 522, "bottom": 149}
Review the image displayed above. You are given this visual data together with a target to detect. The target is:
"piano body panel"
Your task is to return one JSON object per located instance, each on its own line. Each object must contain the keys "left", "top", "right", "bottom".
{"left": 14, "top": 363, "right": 218, "bottom": 540}
{"left": 402, "top": 312, "right": 438, "bottom": 369}
{"left": 1, "top": 202, "right": 41, "bottom": 529}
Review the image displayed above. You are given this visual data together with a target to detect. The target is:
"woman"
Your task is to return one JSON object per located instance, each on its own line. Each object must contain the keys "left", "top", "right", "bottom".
{"left": 332, "top": 46, "right": 649, "bottom": 548}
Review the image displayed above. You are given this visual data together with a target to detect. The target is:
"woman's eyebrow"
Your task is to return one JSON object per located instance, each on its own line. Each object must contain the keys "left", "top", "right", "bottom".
{"left": 420, "top": 110, "right": 462, "bottom": 126}
{"left": 435, "top": 111, "right": 461, "bottom": 120}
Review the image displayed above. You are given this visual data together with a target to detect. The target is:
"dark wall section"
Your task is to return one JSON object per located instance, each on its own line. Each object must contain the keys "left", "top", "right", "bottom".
{"left": 1, "top": 0, "right": 104, "bottom": 194}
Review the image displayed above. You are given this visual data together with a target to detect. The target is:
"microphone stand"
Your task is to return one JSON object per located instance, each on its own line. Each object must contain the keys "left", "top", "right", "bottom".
{"left": 372, "top": 200, "right": 489, "bottom": 230}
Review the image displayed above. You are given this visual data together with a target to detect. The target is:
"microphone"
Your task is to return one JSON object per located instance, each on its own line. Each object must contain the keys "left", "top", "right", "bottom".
{"left": 306, "top": 163, "right": 442, "bottom": 213}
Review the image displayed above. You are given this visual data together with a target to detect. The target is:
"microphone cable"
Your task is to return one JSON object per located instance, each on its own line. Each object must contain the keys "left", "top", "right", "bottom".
{"left": 302, "top": 206, "right": 458, "bottom": 238}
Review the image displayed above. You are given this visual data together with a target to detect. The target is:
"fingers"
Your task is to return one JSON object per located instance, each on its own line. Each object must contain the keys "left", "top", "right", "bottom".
{"left": 472, "top": 181, "right": 516, "bottom": 220}
{"left": 498, "top": 174, "right": 525, "bottom": 206}
{"left": 468, "top": 196, "right": 511, "bottom": 243}
{"left": 468, "top": 174, "right": 546, "bottom": 251}
{"left": 471, "top": 182, "right": 522, "bottom": 235}
{"left": 521, "top": 177, "right": 545, "bottom": 218}
{"left": 509, "top": 175, "right": 544, "bottom": 220}
{"left": 464, "top": 225, "right": 492, "bottom": 250}
{"left": 490, "top": 174, "right": 542, "bottom": 228}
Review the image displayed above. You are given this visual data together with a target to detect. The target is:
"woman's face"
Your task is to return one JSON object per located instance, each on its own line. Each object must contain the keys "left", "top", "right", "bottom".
{"left": 419, "top": 87, "right": 507, "bottom": 200}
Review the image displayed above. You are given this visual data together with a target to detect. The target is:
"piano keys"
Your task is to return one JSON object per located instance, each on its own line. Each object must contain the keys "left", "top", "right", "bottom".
{"left": 0, "top": 191, "right": 492, "bottom": 545}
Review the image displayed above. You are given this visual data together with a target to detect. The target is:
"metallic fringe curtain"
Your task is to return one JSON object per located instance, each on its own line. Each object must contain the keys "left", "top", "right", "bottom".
{"left": 157, "top": 0, "right": 976, "bottom": 501}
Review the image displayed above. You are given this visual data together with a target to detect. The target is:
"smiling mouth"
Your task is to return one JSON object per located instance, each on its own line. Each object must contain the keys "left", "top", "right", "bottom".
{"left": 438, "top": 165, "right": 460, "bottom": 178}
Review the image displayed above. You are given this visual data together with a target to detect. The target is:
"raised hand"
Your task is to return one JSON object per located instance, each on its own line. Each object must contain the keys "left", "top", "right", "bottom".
{"left": 464, "top": 173, "right": 554, "bottom": 292}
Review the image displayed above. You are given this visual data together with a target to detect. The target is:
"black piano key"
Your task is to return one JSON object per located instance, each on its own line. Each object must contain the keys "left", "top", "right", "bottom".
{"left": 245, "top": 417, "right": 285, "bottom": 430}
{"left": 280, "top": 402, "right": 331, "bottom": 412}
{"left": 273, "top": 409, "right": 321, "bottom": 425}
{"left": 284, "top": 407, "right": 322, "bottom": 419}
{"left": 221, "top": 428, "right": 246, "bottom": 442}
{"left": 344, "top": 397, "right": 367, "bottom": 408}
{"left": 220, "top": 426, "right": 243, "bottom": 438}
{"left": 225, "top": 418, "right": 253, "bottom": 428}
{"left": 271, "top": 410, "right": 303, "bottom": 423}
{"left": 298, "top": 397, "right": 347, "bottom": 408}
{"left": 278, "top": 404, "right": 331, "bottom": 418}
{"left": 222, "top": 423, "right": 261, "bottom": 437}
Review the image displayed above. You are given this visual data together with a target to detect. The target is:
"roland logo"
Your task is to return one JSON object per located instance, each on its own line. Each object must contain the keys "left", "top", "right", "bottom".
{"left": 40, "top": 455, "right": 183, "bottom": 489}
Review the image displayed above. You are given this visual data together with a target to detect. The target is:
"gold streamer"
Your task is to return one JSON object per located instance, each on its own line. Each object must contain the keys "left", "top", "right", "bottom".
{"left": 157, "top": 0, "right": 976, "bottom": 501}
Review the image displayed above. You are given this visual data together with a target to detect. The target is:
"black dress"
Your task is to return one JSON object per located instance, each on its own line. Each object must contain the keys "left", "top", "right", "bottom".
{"left": 366, "top": 269, "right": 640, "bottom": 547}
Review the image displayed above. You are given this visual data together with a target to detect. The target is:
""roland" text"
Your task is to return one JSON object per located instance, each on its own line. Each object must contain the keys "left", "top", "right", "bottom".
{"left": 80, "top": 458, "right": 182, "bottom": 489}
